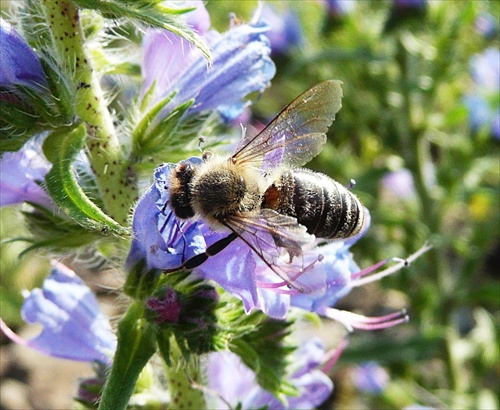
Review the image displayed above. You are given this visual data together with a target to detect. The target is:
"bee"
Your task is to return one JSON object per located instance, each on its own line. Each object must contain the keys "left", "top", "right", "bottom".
{"left": 166, "top": 80, "right": 366, "bottom": 289}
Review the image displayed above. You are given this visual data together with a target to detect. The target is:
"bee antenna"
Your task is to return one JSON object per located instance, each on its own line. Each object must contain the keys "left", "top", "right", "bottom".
{"left": 197, "top": 136, "right": 206, "bottom": 152}
{"left": 346, "top": 179, "right": 356, "bottom": 189}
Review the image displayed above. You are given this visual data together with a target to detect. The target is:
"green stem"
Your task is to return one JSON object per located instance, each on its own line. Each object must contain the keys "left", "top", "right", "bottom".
{"left": 162, "top": 336, "right": 207, "bottom": 409}
{"left": 40, "top": 0, "right": 138, "bottom": 224}
{"left": 99, "top": 302, "right": 157, "bottom": 410}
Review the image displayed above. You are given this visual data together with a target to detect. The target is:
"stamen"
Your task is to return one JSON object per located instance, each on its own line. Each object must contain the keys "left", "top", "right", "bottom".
{"left": 351, "top": 258, "right": 393, "bottom": 280}
{"left": 256, "top": 279, "right": 288, "bottom": 289}
{"left": 351, "top": 243, "right": 432, "bottom": 288}
{"left": 317, "top": 307, "right": 409, "bottom": 332}
{"left": 256, "top": 252, "right": 323, "bottom": 294}
{"left": 0, "top": 318, "right": 28, "bottom": 346}
{"left": 255, "top": 279, "right": 301, "bottom": 295}
{"left": 321, "top": 338, "right": 349, "bottom": 374}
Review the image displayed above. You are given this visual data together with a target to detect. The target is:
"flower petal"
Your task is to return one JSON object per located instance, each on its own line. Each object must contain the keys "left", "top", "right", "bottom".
{"left": 0, "top": 136, "right": 52, "bottom": 208}
{"left": 144, "top": 18, "right": 275, "bottom": 123}
{"left": 9, "top": 263, "right": 116, "bottom": 364}
{"left": 0, "top": 18, "right": 47, "bottom": 89}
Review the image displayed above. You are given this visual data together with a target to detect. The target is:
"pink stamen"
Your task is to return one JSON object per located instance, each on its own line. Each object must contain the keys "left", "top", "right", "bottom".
{"left": 0, "top": 318, "right": 28, "bottom": 346}
{"left": 351, "top": 243, "right": 432, "bottom": 288}
{"left": 317, "top": 307, "right": 409, "bottom": 332}
{"left": 351, "top": 258, "right": 392, "bottom": 280}
{"left": 256, "top": 253, "right": 323, "bottom": 294}
{"left": 321, "top": 337, "right": 349, "bottom": 374}
{"left": 256, "top": 280, "right": 288, "bottom": 289}
{"left": 255, "top": 280, "right": 299, "bottom": 295}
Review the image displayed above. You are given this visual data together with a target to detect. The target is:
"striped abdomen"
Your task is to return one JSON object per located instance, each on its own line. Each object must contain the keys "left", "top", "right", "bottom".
{"left": 262, "top": 169, "right": 366, "bottom": 240}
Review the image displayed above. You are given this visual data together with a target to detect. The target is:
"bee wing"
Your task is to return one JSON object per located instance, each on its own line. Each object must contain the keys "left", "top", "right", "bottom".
{"left": 223, "top": 209, "right": 323, "bottom": 293}
{"left": 232, "top": 80, "right": 343, "bottom": 173}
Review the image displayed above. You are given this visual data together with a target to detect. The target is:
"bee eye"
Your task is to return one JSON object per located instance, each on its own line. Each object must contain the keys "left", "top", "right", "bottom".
{"left": 202, "top": 151, "right": 213, "bottom": 161}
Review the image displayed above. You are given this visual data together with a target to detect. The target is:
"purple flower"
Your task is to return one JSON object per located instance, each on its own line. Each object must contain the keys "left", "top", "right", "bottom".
{"left": 126, "top": 160, "right": 208, "bottom": 272}
{"left": 290, "top": 240, "right": 361, "bottom": 313}
{"left": 353, "top": 362, "right": 390, "bottom": 394}
{"left": 127, "top": 159, "right": 424, "bottom": 326}
{"left": 464, "top": 48, "right": 500, "bottom": 139}
{"left": 146, "top": 287, "right": 182, "bottom": 324}
{"left": 142, "top": 2, "right": 275, "bottom": 123}
{"left": 206, "top": 338, "right": 333, "bottom": 409}
{"left": 322, "top": 0, "right": 356, "bottom": 17}
{"left": 0, "top": 136, "right": 53, "bottom": 208}
{"left": 475, "top": 12, "right": 498, "bottom": 39}
{"left": 0, "top": 18, "right": 47, "bottom": 91}
{"left": 380, "top": 168, "right": 416, "bottom": 200}
{"left": 0, "top": 262, "right": 116, "bottom": 364}
{"left": 470, "top": 48, "right": 500, "bottom": 90}
{"left": 259, "top": 4, "right": 303, "bottom": 56}
{"left": 393, "top": 0, "right": 427, "bottom": 9}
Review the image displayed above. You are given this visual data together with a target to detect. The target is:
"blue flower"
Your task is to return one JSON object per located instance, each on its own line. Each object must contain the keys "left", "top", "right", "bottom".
{"left": 352, "top": 362, "right": 390, "bottom": 394}
{"left": 393, "top": 0, "right": 427, "bottom": 9}
{"left": 127, "top": 160, "right": 425, "bottom": 325}
{"left": 126, "top": 160, "right": 208, "bottom": 273}
{"left": 290, "top": 240, "right": 361, "bottom": 313}
{"left": 380, "top": 168, "right": 417, "bottom": 200}
{"left": 0, "top": 17, "right": 47, "bottom": 91}
{"left": 206, "top": 338, "right": 333, "bottom": 409}
{"left": 0, "top": 136, "right": 53, "bottom": 208}
{"left": 259, "top": 4, "right": 303, "bottom": 56}
{"left": 0, "top": 262, "right": 116, "bottom": 364}
{"left": 141, "top": 3, "right": 276, "bottom": 123}
{"left": 322, "top": 0, "right": 356, "bottom": 17}
{"left": 464, "top": 47, "right": 500, "bottom": 139}
{"left": 475, "top": 12, "right": 499, "bottom": 40}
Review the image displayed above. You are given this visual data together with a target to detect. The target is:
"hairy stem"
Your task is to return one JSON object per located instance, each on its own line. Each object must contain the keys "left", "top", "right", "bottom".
{"left": 163, "top": 336, "right": 207, "bottom": 409}
{"left": 40, "top": 0, "right": 138, "bottom": 224}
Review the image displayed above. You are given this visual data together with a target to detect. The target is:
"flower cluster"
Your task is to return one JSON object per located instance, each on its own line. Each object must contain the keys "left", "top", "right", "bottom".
{"left": 127, "top": 157, "right": 426, "bottom": 331}
{"left": 141, "top": 2, "right": 275, "bottom": 124}
{"left": 0, "top": 1, "right": 435, "bottom": 409}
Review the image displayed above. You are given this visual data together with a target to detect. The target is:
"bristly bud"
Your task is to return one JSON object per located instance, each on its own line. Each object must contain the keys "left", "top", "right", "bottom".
{"left": 0, "top": 18, "right": 75, "bottom": 152}
{"left": 145, "top": 286, "right": 182, "bottom": 324}
{"left": 152, "top": 276, "right": 220, "bottom": 360}
{"left": 75, "top": 361, "right": 108, "bottom": 409}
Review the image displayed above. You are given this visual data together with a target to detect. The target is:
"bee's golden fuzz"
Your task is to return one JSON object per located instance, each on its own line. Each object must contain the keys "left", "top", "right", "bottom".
{"left": 189, "top": 157, "right": 262, "bottom": 229}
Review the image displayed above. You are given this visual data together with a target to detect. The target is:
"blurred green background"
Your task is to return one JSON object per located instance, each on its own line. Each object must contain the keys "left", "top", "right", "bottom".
{"left": 1, "top": 1, "right": 498, "bottom": 409}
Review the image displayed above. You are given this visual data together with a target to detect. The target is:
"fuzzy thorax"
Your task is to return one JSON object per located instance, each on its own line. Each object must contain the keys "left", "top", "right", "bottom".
{"left": 190, "top": 157, "right": 262, "bottom": 228}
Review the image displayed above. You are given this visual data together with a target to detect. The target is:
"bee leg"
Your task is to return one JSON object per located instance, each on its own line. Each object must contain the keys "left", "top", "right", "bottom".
{"left": 164, "top": 232, "right": 238, "bottom": 272}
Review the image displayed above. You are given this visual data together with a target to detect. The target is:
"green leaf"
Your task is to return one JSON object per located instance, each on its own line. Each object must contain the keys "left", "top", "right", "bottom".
{"left": 39, "top": 52, "right": 75, "bottom": 123}
{"left": 131, "top": 89, "right": 194, "bottom": 157}
{"left": 72, "top": 0, "right": 211, "bottom": 62}
{"left": 43, "top": 125, "right": 129, "bottom": 237}
{"left": 219, "top": 299, "right": 296, "bottom": 397}
{"left": 229, "top": 338, "right": 261, "bottom": 373}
